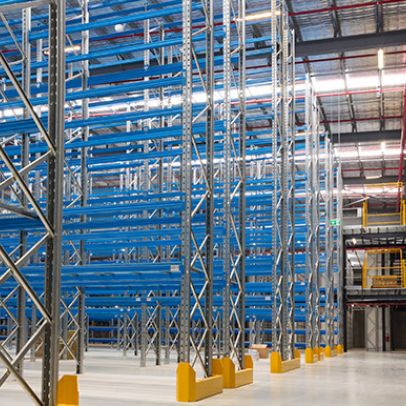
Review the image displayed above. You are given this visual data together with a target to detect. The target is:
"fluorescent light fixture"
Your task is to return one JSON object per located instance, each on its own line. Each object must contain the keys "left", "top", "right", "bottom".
{"left": 115, "top": 24, "right": 126, "bottom": 33}
{"left": 312, "top": 71, "right": 406, "bottom": 93}
{"left": 241, "top": 10, "right": 281, "bottom": 21}
{"left": 335, "top": 146, "right": 403, "bottom": 160}
{"left": 44, "top": 45, "right": 81, "bottom": 55}
{"left": 382, "top": 72, "right": 406, "bottom": 86}
{"left": 378, "top": 48, "right": 385, "bottom": 70}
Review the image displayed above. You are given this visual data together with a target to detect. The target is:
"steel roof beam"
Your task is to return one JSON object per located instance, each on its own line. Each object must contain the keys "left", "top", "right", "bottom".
{"left": 296, "top": 29, "right": 406, "bottom": 57}
{"left": 343, "top": 176, "right": 398, "bottom": 185}
{"left": 332, "top": 130, "right": 401, "bottom": 144}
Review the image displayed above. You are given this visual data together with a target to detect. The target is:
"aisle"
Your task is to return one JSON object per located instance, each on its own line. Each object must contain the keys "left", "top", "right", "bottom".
{"left": 2, "top": 350, "right": 406, "bottom": 405}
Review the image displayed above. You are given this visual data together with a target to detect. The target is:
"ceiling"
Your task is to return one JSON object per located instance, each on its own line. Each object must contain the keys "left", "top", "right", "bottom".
{"left": 286, "top": 0, "right": 406, "bottom": 206}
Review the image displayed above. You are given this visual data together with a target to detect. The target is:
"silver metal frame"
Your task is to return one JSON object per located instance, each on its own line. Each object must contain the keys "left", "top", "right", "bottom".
{"left": 335, "top": 164, "right": 344, "bottom": 347}
{"left": 179, "top": 0, "right": 216, "bottom": 377}
{"left": 271, "top": 0, "right": 296, "bottom": 361}
{"left": 324, "top": 139, "right": 335, "bottom": 349}
{"left": 222, "top": 0, "right": 247, "bottom": 369}
{"left": 0, "top": 1, "right": 65, "bottom": 404}
{"left": 304, "top": 78, "right": 321, "bottom": 351}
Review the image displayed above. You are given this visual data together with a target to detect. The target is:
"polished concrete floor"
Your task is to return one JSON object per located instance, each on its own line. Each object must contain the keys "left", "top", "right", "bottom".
{"left": 2, "top": 349, "right": 406, "bottom": 405}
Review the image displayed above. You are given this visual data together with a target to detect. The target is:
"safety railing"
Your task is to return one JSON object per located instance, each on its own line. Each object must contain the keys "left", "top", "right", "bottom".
{"left": 362, "top": 189, "right": 406, "bottom": 227}
{"left": 362, "top": 248, "right": 406, "bottom": 289}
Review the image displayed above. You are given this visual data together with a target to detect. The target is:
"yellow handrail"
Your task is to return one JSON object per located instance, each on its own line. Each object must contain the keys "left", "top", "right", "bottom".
{"left": 401, "top": 199, "right": 406, "bottom": 225}
{"left": 361, "top": 184, "right": 405, "bottom": 227}
{"left": 403, "top": 260, "right": 406, "bottom": 288}
{"left": 362, "top": 257, "right": 367, "bottom": 288}
{"left": 362, "top": 249, "right": 405, "bottom": 289}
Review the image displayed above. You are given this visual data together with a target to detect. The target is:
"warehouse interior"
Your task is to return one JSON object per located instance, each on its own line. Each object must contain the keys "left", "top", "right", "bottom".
{"left": 0, "top": 0, "right": 405, "bottom": 405}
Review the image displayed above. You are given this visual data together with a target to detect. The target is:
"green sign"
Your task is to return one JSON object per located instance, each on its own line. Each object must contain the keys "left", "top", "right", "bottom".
{"left": 330, "top": 219, "right": 341, "bottom": 226}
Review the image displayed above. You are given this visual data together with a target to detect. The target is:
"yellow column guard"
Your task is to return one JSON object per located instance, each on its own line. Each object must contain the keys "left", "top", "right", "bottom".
{"left": 56, "top": 375, "right": 79, "bottom": 406}
{"left": 270, "top": 351, "right": 301, "bottom": 373}
{"left": 176, "top": 362, "right": 223, "bottom": 402}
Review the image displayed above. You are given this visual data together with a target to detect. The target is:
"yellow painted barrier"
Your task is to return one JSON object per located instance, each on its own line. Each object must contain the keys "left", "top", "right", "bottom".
{"left": 176, "top": 362, "right": 223, "bottom": 402}
{"left": 270, "top": 352, "right": 300, "bottom": 373}
{"left": 304, "top": 348, "right": 318, "bottom": 364}
{"left": 316, "top": 347, "right": 324, "bottom": 361}
{"left": 220, "top": 356, "right": 253, "bottom": 389}
{"left": 56, "top": 375, "right": 79, "bottom": 406}
{"left": 325, "top": 345, "right": 337, "bottom": 358}
{"left": 294, "top": 349, "right": 301, "bottom": 359}
{"left": 335, "top": 344, "right": 344, "bottom": 355}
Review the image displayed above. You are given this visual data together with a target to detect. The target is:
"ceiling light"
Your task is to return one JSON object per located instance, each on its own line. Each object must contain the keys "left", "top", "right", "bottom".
{"left": 43, "top": 45, "right": 81, "bottom": 55}
{"left": 241, "top": 10, "right": 281, "bottom": 21}
{"left": 313, "top": 72, "right": 406, "bottom": 94}
{"left": 114, "top": 24, "right": 126, "bottom": 33}
{"left": 378, "top": 48, "right": 385, "bottom": 70}
{"left": 352, "top": 238, "right": 357, "bottom": 245}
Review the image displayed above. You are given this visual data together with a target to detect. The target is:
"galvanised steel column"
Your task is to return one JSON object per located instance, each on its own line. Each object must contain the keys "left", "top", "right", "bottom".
{"left": 0, "top": 2, "right": 65, "bottom": 394}
{"left": 165, "top": 306, "right": 170, "bottom": 364}
{"left": 123, "top": 313, "right": 128, "bottom": 357}
{"left": 237, "top": 0, "right": 247, "bottom": 369}
{"left": 179, "top": 0, "right": 215, "bottom": 378}
{"left": 16, "top": 6, "right": 32, "bottom": 375}
{"left": 141, "top": 2, "right": 151, "bottom": 263}
{"left": 305, "top": 80, "right": 321, "bottom": 359}
{"left": 284, "top": 13, "right": 296, "bottom": 359}
{"left": 79, "top": 0, "right": 89, "bottom": 265}
{"left": 42, "top": 0, "right": 65, "bottom": 403}
{"left": 336, "top": 163, "right": 344, "bottom": 350}
{"left": 313, "top": 104, "right": 321, "bottom": 353}
{"left": 280, "top": 7, "right": 290, "bottom": 360}
{"left": 132, "top": 313, "right": 138, "bottom": 356}
{"left": 324, "top": 139, "right": 335, "bottom": 354}
{"left": 30, "top": 305, "right": 37, "bottom": 362}
{"left": 76, "top": 287, "right": 85, "bottom": 374}
{"left": 222, "top": 0, "right": 232, "bottom": 362}
{"left": 0, "top": 1, "right": 64, "bottom": 402}
{"left": 140, "top": 304, "right": 147, "bottom": 367}
{"left": 155, "top": 304, "right": 161, "bottom": 366}
{"left": 272, "top": 0, "right": 295, "bottom": 362}
{"left": 204, "top": 0, "right": 215, "bottom": 376}
{"left": 222, "top": 0, "right": 246, "bottom": 369}
{"left": 271, "top": 0, "right": 284, "bottom": 359}
{"left": 304, "top": 80, "right": 315, "bottom": 354}
{"left": 179, "top": 0, "right": 193, "bottom": 366}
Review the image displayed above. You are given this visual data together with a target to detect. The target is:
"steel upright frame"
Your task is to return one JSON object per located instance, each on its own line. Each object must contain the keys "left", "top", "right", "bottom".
{"left": 271, "top": 0, "right": 296, "bottom": 362}
{"left": 324, "top": 138, "right": 335, "bottom": 352}
{"left": 304, "top": 79, "right": 321, "bottom": 356}
{"left": 179, "top": 0, "right": 215, "bottom": 377}
{"left": 222, "top": 0, "right": 247, "bottom": 370}
{"left": 0, "top": 1, "right": 65, "bottom": 404}
{"left": 336, "top": 163, "right": 344, "bottom": 349}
